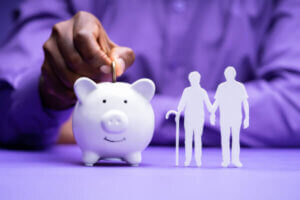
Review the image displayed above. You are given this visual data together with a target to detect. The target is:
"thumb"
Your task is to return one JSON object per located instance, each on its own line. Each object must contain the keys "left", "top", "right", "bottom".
{"left": 110, "top": 46, "right": 135, "bottom": 76}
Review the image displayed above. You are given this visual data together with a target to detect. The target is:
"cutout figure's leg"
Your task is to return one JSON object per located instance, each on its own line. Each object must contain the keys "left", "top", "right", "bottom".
{"left": 220, "top": 123, "right": 230, "bottom": 167}
{"left": 194, "top": 126, "right": 203, "bottom": 167}
{"left": 82, "top": 151, "right": 100, "bottom": 166}
{"left": 124, "top": 152, "right": 142, "bottom": 166}
{"left": 232, "top": 123, "right": 242, "bottom": 167}
{"left": 184, "top": 128, "right": 193, "bottom": 167}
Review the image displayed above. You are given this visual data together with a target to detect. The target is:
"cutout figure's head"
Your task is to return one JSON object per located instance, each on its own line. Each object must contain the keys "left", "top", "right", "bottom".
{"left": 224, "top": 66, "right": 236, "bottom": 81}
{"left": 188, "top": 71, "right": 201, "bottom": 86}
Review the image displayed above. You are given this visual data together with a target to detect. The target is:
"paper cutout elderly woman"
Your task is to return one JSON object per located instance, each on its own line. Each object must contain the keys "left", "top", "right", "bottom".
{"left": 176, "top": 71, "right": 212, "bottom": 167}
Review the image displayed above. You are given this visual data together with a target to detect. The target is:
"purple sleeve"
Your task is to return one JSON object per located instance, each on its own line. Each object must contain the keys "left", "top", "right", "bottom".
{"left": 152, "top": 1, "right": 300, "bottom": 147}
{"left": 0, "top": 0, "right": 74, "bottom": 148}
{"left": 238, "top": 0, "right": 300, "bottom": 147}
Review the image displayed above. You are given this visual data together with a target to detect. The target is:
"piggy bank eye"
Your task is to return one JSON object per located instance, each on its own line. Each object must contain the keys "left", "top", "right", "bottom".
{"left": 123, "top": 100, "right": 128, "bottom": 104}
{"left": 102, "top": 99, "right": 107, "bottom": 103}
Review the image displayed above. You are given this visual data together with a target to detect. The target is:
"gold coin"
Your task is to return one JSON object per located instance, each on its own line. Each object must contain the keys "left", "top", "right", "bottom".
{"left": 111, "top": 61, "right": 116, "bottom": 83}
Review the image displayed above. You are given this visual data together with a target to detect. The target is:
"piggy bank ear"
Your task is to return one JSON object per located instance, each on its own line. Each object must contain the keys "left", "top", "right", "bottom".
{"left": 131, "top": 78, "right": 155, "bottom": 101}
{"left": 74, "top": 77, "right": 97, "bottom": 104}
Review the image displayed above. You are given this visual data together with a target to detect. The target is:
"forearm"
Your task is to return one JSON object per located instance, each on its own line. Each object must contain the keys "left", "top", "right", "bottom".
{"left": 240, "top": 78, "right": 300, "bottom": 147}
{"left": 0, "top": 0, "right": 74, "bottom": 148}
{"left": 0, "top": 73, "right": 73, "bottom": 149}
{"left": 211, "top": 100, "right": 219, "bottom": 114}
{"left": 243, "top": 100, "right": 249, "bottom": 119}
{"left": 205, "top": 95, "right": 213, "bottom": 113}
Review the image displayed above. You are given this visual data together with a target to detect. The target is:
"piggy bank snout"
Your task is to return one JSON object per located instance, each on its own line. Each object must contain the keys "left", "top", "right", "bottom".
{"left": 101, "top": 110, "right": 128, "bottom": 134}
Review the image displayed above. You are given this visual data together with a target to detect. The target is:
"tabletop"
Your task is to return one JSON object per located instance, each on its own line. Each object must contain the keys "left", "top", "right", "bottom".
{"left": 0, "top": 145, "right": 300, "bottom": 200}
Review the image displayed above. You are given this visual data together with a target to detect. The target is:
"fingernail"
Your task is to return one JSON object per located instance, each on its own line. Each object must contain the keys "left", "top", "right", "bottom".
{"left": 116, "top": 58, "right": 125, "bottom": 76}
{"left": 100, "top": 65, "right": 111, "bottom": 74}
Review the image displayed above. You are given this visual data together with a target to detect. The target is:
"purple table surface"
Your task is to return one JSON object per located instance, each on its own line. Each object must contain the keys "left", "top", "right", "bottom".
{"left": 1, "top": 145, "right": 300, "bottom": 200}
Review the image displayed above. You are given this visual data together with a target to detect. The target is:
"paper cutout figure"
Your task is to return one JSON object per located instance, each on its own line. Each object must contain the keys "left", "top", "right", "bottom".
{"left": 210, "top": 66, "right": 249, "bottom": 168}
{"left": 72, "top": 77, "right": 156, "bottom": 166}
{"left": 167, "top": 71, "right": 212, "bottom": 167}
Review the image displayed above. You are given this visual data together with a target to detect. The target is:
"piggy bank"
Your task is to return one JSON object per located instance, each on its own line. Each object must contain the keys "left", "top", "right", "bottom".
{"left": 72, "top": 77, "right": 155, "bottom": 166}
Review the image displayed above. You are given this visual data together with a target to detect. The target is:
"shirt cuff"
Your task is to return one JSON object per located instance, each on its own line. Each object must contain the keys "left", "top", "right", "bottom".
{"left": 8, "top": 70, "right": 73, "bottom": 148}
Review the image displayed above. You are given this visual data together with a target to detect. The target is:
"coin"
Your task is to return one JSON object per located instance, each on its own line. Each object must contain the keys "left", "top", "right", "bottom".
{"left": 111, "top": 61, "right": 116, "bottom": 83}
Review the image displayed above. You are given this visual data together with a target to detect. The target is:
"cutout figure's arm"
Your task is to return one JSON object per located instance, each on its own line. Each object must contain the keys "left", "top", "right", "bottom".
{"left": 211, "top": 85, "right": 221, "bottom": 114}
{"left": 210, "top": 99, "right": 219, "bottom": 125}
{"left": 211, "top": 99, "right": 219, "bottom": 114}
{"left": 204, "top": 90, "right": 213, "bottom": 112}
{"left": 175, "top": 89, "right": 188, "bottom": 123}
{"left": 243, "top": 99, "right": 249, "bottom": 119}
{"left": 0, "top": 0, "right": 73, "bottom": 148}
{"left": 242, "top": 99, "right": 250, "bottom": 129}
{"left": 209, "top": 85, "right": 221, "bottom": 126}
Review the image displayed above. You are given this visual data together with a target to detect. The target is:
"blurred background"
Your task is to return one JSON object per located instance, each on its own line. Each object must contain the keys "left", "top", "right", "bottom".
{"left": 0, "top": 0, "right": 22, "bottom": 44}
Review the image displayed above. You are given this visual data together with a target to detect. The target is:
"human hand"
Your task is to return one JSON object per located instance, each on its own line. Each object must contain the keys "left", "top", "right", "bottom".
{"left": 58, "top": 116, "right": 75, "bottom": 144}
{"left": 210, "top": 113, "right": 216, "bottom": 126}
{"left": 39, "top": 11, "right": 135, "bottom": 109}
{"left": 243, "top": 117, "right": 249, "bottom": 129}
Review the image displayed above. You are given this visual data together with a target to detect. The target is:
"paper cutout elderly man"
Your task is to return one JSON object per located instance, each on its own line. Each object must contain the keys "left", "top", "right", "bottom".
{"left": 211, "top": 66, "right": 249, "bottom": 168}
{"left": 177, "top": 71, "right": 212, "bottom": 167}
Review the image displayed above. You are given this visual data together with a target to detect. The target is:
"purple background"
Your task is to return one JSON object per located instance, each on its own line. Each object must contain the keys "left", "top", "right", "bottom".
{"left": 0, "top": 0, "right": 22, "bottom": 44}
{"left": 1, "top": 0, "right": 300, "bottom": 148}
{"left": 0, "top": 1, "right": 300, "bottom": 199}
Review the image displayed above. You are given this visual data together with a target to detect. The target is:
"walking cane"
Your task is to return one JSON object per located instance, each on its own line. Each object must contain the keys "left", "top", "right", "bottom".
{"left": 166, "top": 110, "right": 180, "bottom": 166}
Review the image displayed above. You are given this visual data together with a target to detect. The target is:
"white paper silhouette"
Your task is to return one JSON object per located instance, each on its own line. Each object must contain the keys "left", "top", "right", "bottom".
{"left": 166, "top": 71, "right": 212, "bottom": 167}
{"left": 166, "top": 110, "right": 180, "bottom": 166}
{"left": 210, "top": 66, "right": 249, "bottom": 168}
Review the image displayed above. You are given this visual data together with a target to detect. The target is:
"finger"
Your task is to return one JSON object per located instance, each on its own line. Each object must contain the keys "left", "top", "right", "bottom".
{"left": 91, "top": 64, "right": 113, "bottom": 82}
{"left": 53, "top": 21, "right": 111, "bottom": 83}
{"left": 54, "top": 21, "right": 93, "bottom": 76}
{"left": 73, "top": 15, "right": 111, "bottom": 68}
{"left": 43, "top": 37, "right": 81, "bottom": 89}
{"left": 98, "top": 27, "right": 111, "bottom": 54}
{"left": 109, "top": 46, "right": 135, "bottom": 76}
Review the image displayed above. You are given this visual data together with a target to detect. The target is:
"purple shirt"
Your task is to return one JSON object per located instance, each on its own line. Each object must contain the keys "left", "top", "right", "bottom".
{"left": 0, "top": 0, "right": 300, "bottom": 148}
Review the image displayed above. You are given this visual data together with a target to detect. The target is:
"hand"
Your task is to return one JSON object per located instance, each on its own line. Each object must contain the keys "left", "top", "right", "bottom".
{"left": 40, "top": 11, "right": 135, "bottom": 110}
{"left": 210, "top": 114, "right": 216, "bottom": 126}
{"left": 243, "top": 117, "right": 249, "bottom": 129}
{"left": 58, "top": 116, "right": 75, "bottom": 144}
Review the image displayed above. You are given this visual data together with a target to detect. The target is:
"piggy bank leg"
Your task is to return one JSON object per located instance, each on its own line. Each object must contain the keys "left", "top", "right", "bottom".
{"left": 82, "top": 151, "right": 100, "bottom": 166}
{"left": 123, "top": 152, "right": 142, "bottom": 166}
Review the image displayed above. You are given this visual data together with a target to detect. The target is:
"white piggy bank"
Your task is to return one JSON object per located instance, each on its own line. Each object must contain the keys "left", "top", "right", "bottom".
{"left": 72, "top": 77, "right": 155, "bottom": 166}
